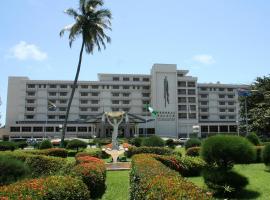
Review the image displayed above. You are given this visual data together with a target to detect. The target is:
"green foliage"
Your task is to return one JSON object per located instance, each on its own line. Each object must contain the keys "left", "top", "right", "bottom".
{"left": 23, "top": 148, "right": 68, "bottom": 158}
{"left": 165, "top": 139, "right": 175, "bottom": 148}
{"left": 66, "top": 139, "right": 87, "bottom": 151}
{"left": 125, "top": 146, "right": 173, "bottom": 158}
{"left": 0, "top": 176, "right": 90, "bottom": 200}
{"left": 201, "top": 135, "right": 256, "bottom": 168}
{"left": 246, "top": 132, "right": 261, "bottom": 145}
{"left": 79, "top": 148, "right": 110, "bottom": 159}
{"left": 39, "top": 140, "right": 53, "bottom": 149}
{"left": 185, "top": 138, "right": 201, "bottom": 150}
{"left": 15, "top": 141, "right": 28, "bottom": 149}
{"left": 25, "top": 155, "right": 67, "bottom": 177}
{"left": 203, "top": 167, "right": 248, "bottom": 195}
{"left": 186, "top": 147, "right": 201, "bottom": 157}
{"left": 0, "top": 155, "right": 30, "bottom": 185}
{"left": 129, "top": 137, "right": 143, "bottom": 147}
{"left": 0, "top": 141, "right": 17, "bottom": 151}
{"left": 255, "top": 146, "right": 264, "bottom": 163}
{"left": 141, "top": 135, "right": 165, "bottom": 147}
{"left": 93, "top": 138, "right": 112, "bottom": 147}
{"left": 130, "top": 154, "right": 212, "bottom": 200}
{"left": 263, "top": 144, "right": 270, "bottom": 166}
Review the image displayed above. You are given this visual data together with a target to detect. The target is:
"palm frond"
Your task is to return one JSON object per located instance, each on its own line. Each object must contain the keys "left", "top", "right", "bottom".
{"left": 64, "top": 8, "right": 79, "bottom": 19}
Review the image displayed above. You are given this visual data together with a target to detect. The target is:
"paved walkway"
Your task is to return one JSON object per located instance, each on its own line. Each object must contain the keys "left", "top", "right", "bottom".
{"left": 106, "top": 162, "right": 131, "bottom": 171}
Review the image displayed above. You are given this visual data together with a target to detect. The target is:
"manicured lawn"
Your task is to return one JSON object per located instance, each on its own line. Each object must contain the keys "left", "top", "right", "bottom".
{"left": 187, "top": 163, "right": 270, "bottom": 200}
{"left": 100, "top": 171, "right": 130, "bottom": 200}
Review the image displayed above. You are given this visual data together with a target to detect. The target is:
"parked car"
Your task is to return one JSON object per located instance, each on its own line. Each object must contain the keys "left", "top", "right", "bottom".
{"left": 178, "top": 138, "right": 190, "bottom": 144}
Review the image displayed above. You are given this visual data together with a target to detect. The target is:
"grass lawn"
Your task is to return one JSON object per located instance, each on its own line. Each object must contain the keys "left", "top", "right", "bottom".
{"left": 100, "top": 171, "right": 130, "bottom": 200}
{"left": 187, "top": 163, "right": 270, "bottom": 200}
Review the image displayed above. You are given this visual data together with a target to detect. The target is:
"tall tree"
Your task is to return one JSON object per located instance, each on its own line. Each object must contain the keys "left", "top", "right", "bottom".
{"left": 239, "top": 75, "right": 270, "bottom": 138}
{"left": 59, "top": 0, "right": 111, "bottom": 147}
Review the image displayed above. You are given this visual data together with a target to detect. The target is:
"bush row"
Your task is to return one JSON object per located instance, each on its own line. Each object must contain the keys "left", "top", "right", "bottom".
{"left": 75, "top": 148, "right": 110, "bottom": 159}
{"left": 125, "top": 146, "right": 173, "bottom": 158}
{"left": 130, "top": 154, "right": 212, "bottom": 200}
{"left": 0, "top": 176, "right": 90, "bottom": 200}
{"left": 23, "top": 148, "right": 68, "bottom": 158}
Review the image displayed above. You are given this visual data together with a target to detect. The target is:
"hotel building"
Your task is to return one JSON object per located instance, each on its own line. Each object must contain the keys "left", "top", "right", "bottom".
{"left": 5, "top": 64, "right": 247, "bottom": 139}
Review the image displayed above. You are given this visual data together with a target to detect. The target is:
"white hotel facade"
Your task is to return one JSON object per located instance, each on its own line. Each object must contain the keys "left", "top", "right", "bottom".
{"left": 5, "top": 64, "right": 247, "bottom": 139}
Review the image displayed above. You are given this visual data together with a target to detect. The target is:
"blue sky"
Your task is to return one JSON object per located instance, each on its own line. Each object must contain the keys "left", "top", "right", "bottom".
{"left": 0, "top": 0, "right": 270, "bottom": 125}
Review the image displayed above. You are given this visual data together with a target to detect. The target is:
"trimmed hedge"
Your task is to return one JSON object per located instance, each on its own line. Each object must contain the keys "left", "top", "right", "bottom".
{"left": 125, "top": 146, "right": 173, "bottom": 158}
{"left": 24, "top": 148, "right": 68, "bottom": 158}
{"left": 263, "top": 144, "right": 270, "bottom": 166}
{"left": 130, "top": 154, "right": 212, "bottom": 200}
{"left": 0, "top": 155, "right": 30, "bottom": 185}
{"left": 246, "top": 132, "right": 260, "bottom": 145}
{"left": 185, "top": 138, "right": 201, "bottom": 150}
{"left": 76, "top": 148, "right": 110, "bottom": 159}
{"left": 186, "top": 147, "right": 201, "bottom": 157}
{"left": 129, "top": 137, "right": 143, "bottom": 147}
{"left": 39, "top": 140, "right": 53, "bottom": 149}
{"left": 66, "top": 139, "right": 87, "bottom": 152}
{"left": 141, "top": 135, "right": 165, "bottom": 147}
{"left": 73, "top": 156, "right": 106, "bottom": 198}
{"left": 254, "top": 146, "right": 264, "bottom": 163}
{"left": 0, "top": 141, "right": 17, "bottom": 151}
{"left": 0, "top": 176, "right": 90, "bottom": 200}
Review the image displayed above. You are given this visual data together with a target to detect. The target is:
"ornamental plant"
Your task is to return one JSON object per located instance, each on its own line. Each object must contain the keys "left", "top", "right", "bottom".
{"left": 246, "top": 132, "right": 261, "bottom": 145}
{"left": 125, "top": 146, "right": 173, "bottom": 158}
{"left": 263, "top": 144, "right": 270, "bottom": 167}
{"left": 39, "top": 140, "right": 53, "bottom": 149}
{"left": 186, "top": 147, "right": 201, "bottom": 157}
{"left": 185, "top": 138, "right": 201, "bottom": 150}
{"left": 66, "top": 139, "right": 87, "bottom": 152}
{"left": 0, "top": 141, "right": 17, "bottom": 151}
{"left": 141, "top": 135, "right": 165, "bottom": 147}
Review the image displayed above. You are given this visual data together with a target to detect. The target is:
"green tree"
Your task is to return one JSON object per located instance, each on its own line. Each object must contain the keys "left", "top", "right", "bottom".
{"left": 239, "top": 75, "right": 270, "bottom": 138}
{"left": 59, "top": 0, "right": 112, "bottom": 147}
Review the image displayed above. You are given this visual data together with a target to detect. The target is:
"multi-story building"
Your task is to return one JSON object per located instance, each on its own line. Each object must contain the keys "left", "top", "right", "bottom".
{"left": 5, "top": 64, "right": 248, "bottom": 139}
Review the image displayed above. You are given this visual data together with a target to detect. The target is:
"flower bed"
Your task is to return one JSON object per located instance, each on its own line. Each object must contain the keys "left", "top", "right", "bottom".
{"left": 0, "top": 175, "right": 90, "bottom": 200}
{"left": 130, "top": 154, "right": 212, "bottom": 200}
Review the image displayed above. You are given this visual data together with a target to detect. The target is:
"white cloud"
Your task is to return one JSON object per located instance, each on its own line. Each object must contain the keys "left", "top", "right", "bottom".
{"left": 192, "top": 54, "right": 215, "bottom": 64}
{"left": 9, "top": 41, "right": 47, "bottom": 61}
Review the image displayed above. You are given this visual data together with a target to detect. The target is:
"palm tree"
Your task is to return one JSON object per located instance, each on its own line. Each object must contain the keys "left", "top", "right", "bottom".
{"left": 59, "top": 0, "right": 111, "bottom": 147}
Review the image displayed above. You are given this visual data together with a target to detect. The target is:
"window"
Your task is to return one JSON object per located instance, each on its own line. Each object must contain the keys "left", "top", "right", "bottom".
{"left": 178, "top": 89, "right": 186, "bottom": 95}
{"left": 189, "top": 105, "right": 196, "bottom": 111}
{"left": 188, "top": 82, "right": 196, "bottom": 87}
{"left": 123, "top": 85, "right": 129, "bottom": 89}
{"left": 25, "top": 115, "right": 34, "bottom": 119}
{"left": 91, "top": 107, "right": 99, "bottom": 112}
{"left": 112, "top": 93, "right": 119, "bottom": 97}
{"left": 201, "top": 108, "right": 208, "bottom": 112}
{"left": 26, "top": 99, "right": 35, "bottom": 104}
{"left": 133, "top": 77, "right": 140, "bottom": 81}
{"left": 200, "top": 94, "right": 208, "bottom": 98}
{"left": 112, "top": 100, "right": 119, "bottom": 104}
{"left": 143, "top": 86, "right": 150, "bottom": 90}
{"left": 33, "top": 127, "right": 42, "bottom": 132}
{"left": 200, "top": 101, "right": 208, "bottom": 105}
{"left": 228, "top": 95, "right": 234, "bottom": 98}
{"left": 91, "top": 100, "right": 99, "bottom": 104}
{"left": 112, "top": 85, "right": 119, "bottom": 89}
{"left": 178, "top": 97, "right": 186, "bottom": 103}
{"left": 123, "top": 107, "right": 130, "bottom": 112}
{"left": 91, "top": 92, "right": 99, "bottom": 96}
{"left": 67, "top": 127, "right": 76, "bottom": 132}
{"left": 219, "top": 108, "right": 226, "bottom": 112}
{"left": 27, "top": 84, "right": 35, "bottom": 88}
{"left": 49, "top": 92, "right": 56, "bottom": 96}
{"left": 80, "top": 92, "right": 88, "bottom": 96}
{"left": 201, "top": 126, "right": 208, "bottom": 132}
{"left": 80, "top": 100, "right": 88, "bottom": 104}
{"left": 219, "top": 115, "right": 226, "bottom": 119}
{"left": 188, "top": 89, "right": 196, "bottom": 95}
{"left": 60, "top": 100, "right": 67, "bottom": 104}
{"left": 227, "top": 88, "right": 234, "bottom": 92}
{"left": 80, "top": 115, "right": 88, "bottom": 120}
{"left": 27, "top": 92, "right": 35, "bottom": 96}
{"left": 59, "top": 115, "right": 65, "bottom": 119}
{"left": 178, "top": 105, "right": 187, "bottom": 111}
{"left": 59, "top": 107, "right": 67, "bottom": 111}
{"left": 60, "top": 85, "right": 68, "bottom": 88}
{"left": 142, "top": 100, "right": 149, "bottom": 104}
{"left": 78, "top": 127, "right": 87, "bottom": 132}
{"left": 188, "top": 97, "right": 196, "bottom": 103}
{"left": 189, "top": 113, "right": 196, "bottom": 119}
{"left": 200, "top": 87, "right": 208, "bottom": 91}
{"left": 81, "top": 85, "right": 88, "bottom": 89}
{"left": 201, "top": 115, "right": 208, "bottom": 120}
{"left": 123, "top": 77, "right": 129, "bottom": 81}
{"left": 112, "top": 107, "right": 120, "bottom": 111}
{"left": 26, "top": 107, "right": 35, "bottom": 111}
{"left": 219, "top": 101, "right": 226, "bottom": 105}
{"left": 219, "top": 94, "right": 225, "bottom": 98}
{"left": 92, "top": 85, "right": 99, "bottom": 89}
{"left": 142, "top": 93, "right": 150, "bottom": 97}
{"left": 60, "top": 92, "right": 67, "bottom": 96}
{"left": 22, "top": 127, "right": 31, "bottom": 132}
{"left": 178, "top": 81, "right": 186, "bottom": 87}
{"left": 228, "top": 108, "right": 235, "bottom": 112}
{"left": 123, "top": 100, "right": 129, "bottom": 104}
{"left": 219, "top": 88, "right": 225, "bottom": 91}
{"left": 113, "top": 77, "right": 119, "bottom": 81}
{"left": 49, "top": 84, "right": 57, "bottom": 88}
{"left": 123, "top": 93, "right": 130, "bottom": 97}
{"left": 229, "top": 115, "right": 236, "bottom": 119}
{"left": 48, "top": 115, "right": 56, "bottom": 119}
{"left": 80, "top": 107, "right": 88, "bottom": 112}
{"left": 228, "top": 101, "right": 235, "bottom": 105}
{"left": 10, "top": 127, "right": 20, "bottom": 132}
{"left": 178, "top": 113, "right": 187, "bottom": 119}
{"left": 143, "top": 78, "right": 149, "bottom": 82}
{"left": 45, "top": 127, "right": 54, "bottom": 132}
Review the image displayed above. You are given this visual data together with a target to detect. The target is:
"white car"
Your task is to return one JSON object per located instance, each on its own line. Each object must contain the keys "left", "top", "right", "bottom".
{"left": 178, "top": 138, "right": 190, "bottom": 144}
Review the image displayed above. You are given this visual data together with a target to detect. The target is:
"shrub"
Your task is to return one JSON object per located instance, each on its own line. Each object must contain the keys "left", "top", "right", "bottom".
{"left": 73, "top": 156, "right": 106, "bottom": 198}
{"left": 25, "top": 155, "right": 67, "bottom": 177}
{"left": 125, "top": 146, "right": 173, "bottom": 158}
{"left": 246, "top": 132, "right": 261, "bottom": 145}
{"left": 130, "top": 154, "right": 212, "bottom": 200}
{"left": 186, "top": 147, "right": 201, "bottom": 157}
{"left": 0, "top": 141, "right": 17, "bottom": 151}
{"left": 185, "top": 138, "right": 201, "bottom": 150}
{"left": 16, "top": 141, "right": 28, "bottom": 149}
{"left": 0, "top": 176, "right": 90, "bottom": 200}
{"left": 255, "top": 146, "right": 264, "bottom": 163}
{"left": 0, "top": 155, "right": 30, "bottom": 185}
{"left": 165, "top": 139, "right": 175, "bottom": 148}
{"left": 39, "top": 140, "right": 53, "bottom": 149}
{"left": 201, "top": 135, "right": 256, "bottom": 195}
{"left": 129, "top": 137, "right": 143, "bottom": 147}
{"left": 68, "top": 150, "right": 80, "bottom": 157}
{"left": 93, "top": 138, "right": 111, "bottom": 147}
{"left": 201, "top": 135, "right": 256, "bottom": 168}
{"left": 66, "top": 139, "right": 87, "bottom": 152}
{"left": 263, "top": 144, "right": 270, "bottom": 166}
{"left": 46, "top": 148, "right": 68, "bottom": 158}
{"left": 141, "top": 135, "right": 165, "bottom": 147}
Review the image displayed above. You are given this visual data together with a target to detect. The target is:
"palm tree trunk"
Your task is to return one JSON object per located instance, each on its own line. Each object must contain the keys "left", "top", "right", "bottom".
{"left": 60, "top": 39, "right": 85, "bottom": 147}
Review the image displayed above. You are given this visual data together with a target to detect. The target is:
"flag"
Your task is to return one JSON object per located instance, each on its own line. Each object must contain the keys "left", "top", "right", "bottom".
{"left": 144, "top": 104, "right": 158, "bottom": 117}
{"left": 48, "top": 100, "right": 57, "bottom": 111}
{"left": 238, "top": 89, "right": 252, "bottom": 97}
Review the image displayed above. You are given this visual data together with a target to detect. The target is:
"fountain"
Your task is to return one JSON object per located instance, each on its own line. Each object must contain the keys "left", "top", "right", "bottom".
{"left": 103, "top": 111, "right": 127, "bottom": 163}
